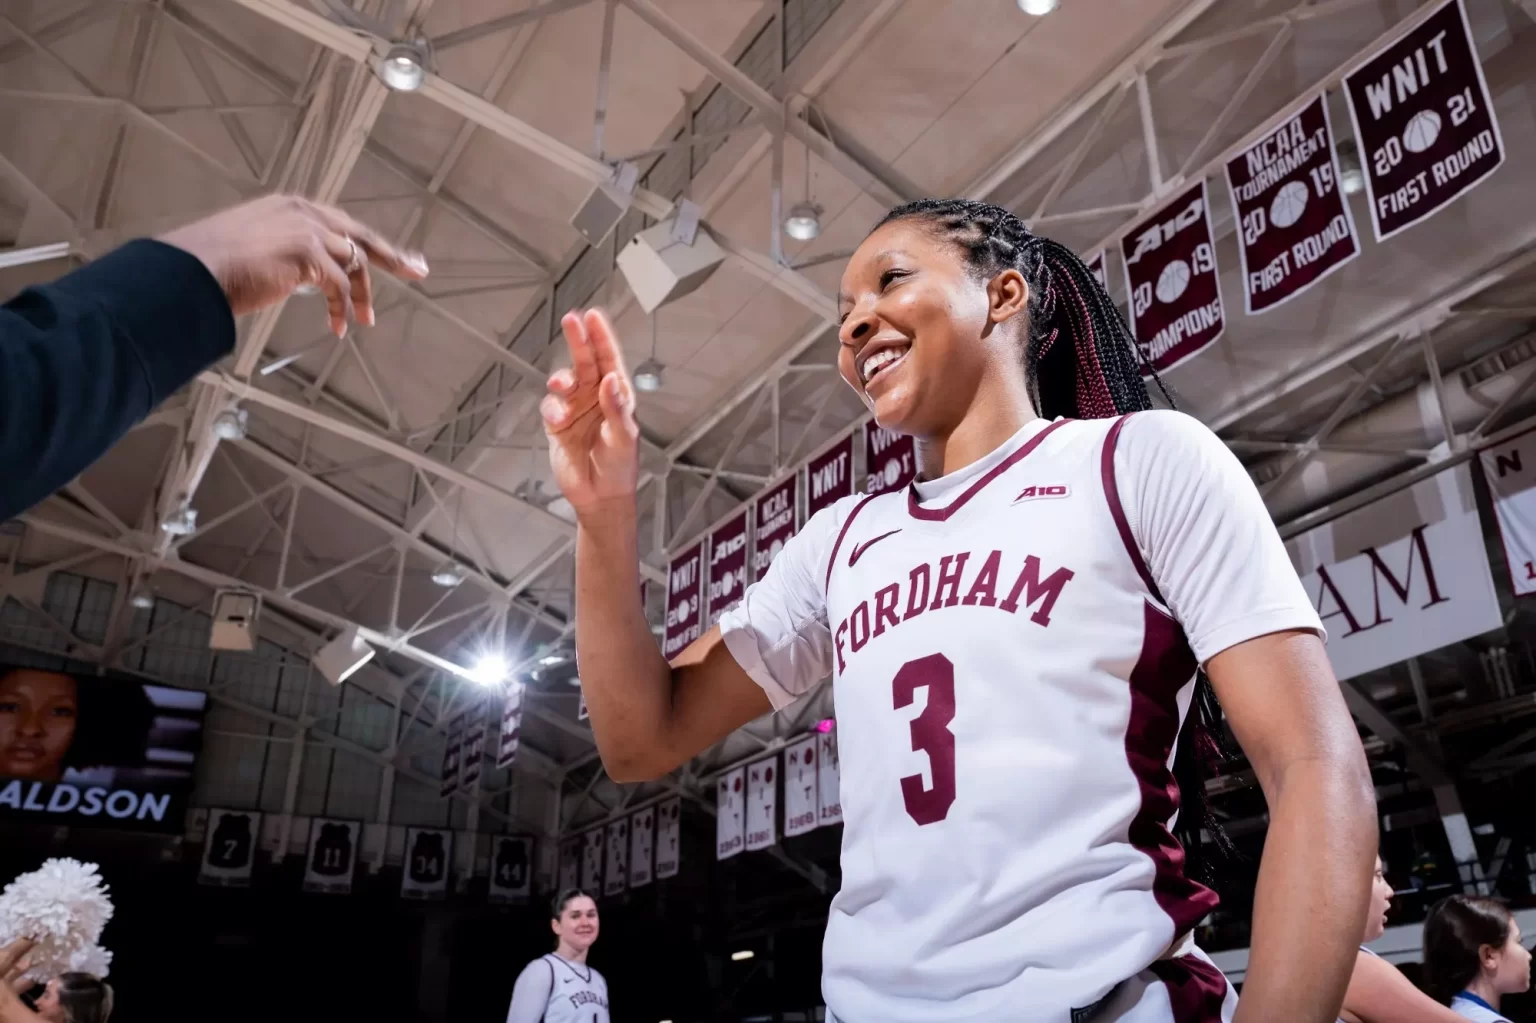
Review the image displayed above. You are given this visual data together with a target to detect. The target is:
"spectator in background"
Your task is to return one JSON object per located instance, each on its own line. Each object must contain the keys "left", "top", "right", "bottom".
{"left": 0, "top": 941, "right": 111, "bottom": 1023}
{"left": 1424, "top": 895, "right": 1531, "bottom": 1022}
{"left": 1339, "top": 856, "right": 1468, "bottom": 1022}
{"left": 0, "top": 195, "right": 428, "bottom": 522}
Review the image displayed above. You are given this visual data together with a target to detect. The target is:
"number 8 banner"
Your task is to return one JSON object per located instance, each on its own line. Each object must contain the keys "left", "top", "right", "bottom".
{"left": 1120, "top": 179, "right": 1224, "bottom": 374}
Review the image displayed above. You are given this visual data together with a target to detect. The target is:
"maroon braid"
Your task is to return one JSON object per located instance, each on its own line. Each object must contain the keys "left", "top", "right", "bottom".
{"left": 871, "top": 199, "right": 1233, "bottom": 881}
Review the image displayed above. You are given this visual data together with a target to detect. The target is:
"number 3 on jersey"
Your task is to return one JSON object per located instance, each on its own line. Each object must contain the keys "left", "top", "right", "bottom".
{"left": 892, "top": 654, "right": 956, "bottom": 825}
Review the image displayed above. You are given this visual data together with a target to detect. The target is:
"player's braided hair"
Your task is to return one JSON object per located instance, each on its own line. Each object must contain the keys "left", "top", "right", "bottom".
{"left": 874, "top": 198, "right": 1233, "bottom": 881}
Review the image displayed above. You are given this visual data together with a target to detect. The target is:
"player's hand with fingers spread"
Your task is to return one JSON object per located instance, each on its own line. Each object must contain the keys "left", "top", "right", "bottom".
{"left": 542, "top": 309, "right": 641, "bottom": 520}
{"left": 158, "top": 194, "right": 430, "bottom": 339}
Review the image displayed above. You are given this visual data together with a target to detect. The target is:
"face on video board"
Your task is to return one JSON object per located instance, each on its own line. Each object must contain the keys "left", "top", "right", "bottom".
{"left": 0, "top": 665, "right": 206, "bottom": 831}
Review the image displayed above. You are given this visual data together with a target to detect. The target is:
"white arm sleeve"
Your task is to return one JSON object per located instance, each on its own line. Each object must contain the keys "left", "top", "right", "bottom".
{"left": 505, "top": 958, "right": 552, "bottom": 1023}
{"left": 1116, "top": 410, "right": 1324, "bottom": 665}
{"left": 716, "top": 501, "right": 846, "bottom": 710}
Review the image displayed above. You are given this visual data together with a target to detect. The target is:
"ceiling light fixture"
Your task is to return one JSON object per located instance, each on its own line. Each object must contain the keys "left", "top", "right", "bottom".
{"left": 730, "top": 950, "right": 755, "bottom": 962}
{"left": 632, "top": 358, "right": 665, "bottom": 392}
{"left": 431, "top": 561, "right": 466, "bottom": 588}
{"left": 470, "top": 654, "right": 510, "bottom": 687}
{"left": 1340, "top": 167, "right": 1365, "bottom": 195}
{"left": 539, "top": 654, "right": 565, "bottom": 667}
{"left": 160, "top": 504, "right": 197, "bottom": 537}
{"left": 784, "top": 201, "right": 822, "bottom": 242}
{"left": 378, "top": 41, "right": 428, "bottom": 92}
{"left": 212, "top": 406, "right": 248, "bottom": 441}
{"left": 129, "top": 588, "right": 155, "bottom": 611}
{"left": 1017, "top": 0, "right": 1059, "bottom": 13}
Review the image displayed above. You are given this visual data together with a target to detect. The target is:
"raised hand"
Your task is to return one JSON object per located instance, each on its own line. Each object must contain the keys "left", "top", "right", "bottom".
{"left": 541, "top": 309, "right": 641, "bottom": 518}
{"left": 158, "top": 194, "right": 429, "bottom": 339}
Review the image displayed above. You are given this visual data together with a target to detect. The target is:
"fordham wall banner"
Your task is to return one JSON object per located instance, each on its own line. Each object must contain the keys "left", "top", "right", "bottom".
{"left": 1285, "top": 462, "right": 1501, "bottom": 681}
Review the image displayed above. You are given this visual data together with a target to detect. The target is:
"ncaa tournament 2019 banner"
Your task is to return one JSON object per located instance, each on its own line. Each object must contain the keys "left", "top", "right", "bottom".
{"left": 806, "top": 434, "right": 854, "bottom": 519}
{"left": 0, "top": 669, "right": 205, "bottom": 833}
{"left": 304, "top": 818, "right": 361, "bottom": 894}
{"left": 199, "top": 808, "right": 260, "bottom": 886}
{"left": 628, "top": 806, "right": 654, "bottom": 888}
{"left": 663, "top": 541, "right": 704, "bottom": 658}
{"left": 1226, "top": 95, "right": 1359, "bottom": 314}
{"left": 1121, "top": 180, "right": 1224, "bottom": 373}
{"left": 1343, "top": 0, "right": 1504, "bottom": 242}
{"left": 752, "top": 474, "right": 798, "bottom": 582}
{"left": 716, "top": 765, "right": 746, "bottom": 861}
{"left": 783, "top": 735, "right": 819, "bottom": 838}
{"left": 655, "top": 797, "right": 681, "bottom": 879}
{"left": 706, "top": 510, "right": 749, "bottom": 628}
{"left": 865, "top": 424, "right": 916, "bottom": 496}
{"left": 1285, "top": 462, "right": 1501, "bottom": 680}
{"left": 1479, "top": 432, "right": 1536, "bottom": 595}
{"left": 488, "top": 836, "right": 534, "bottom": 903}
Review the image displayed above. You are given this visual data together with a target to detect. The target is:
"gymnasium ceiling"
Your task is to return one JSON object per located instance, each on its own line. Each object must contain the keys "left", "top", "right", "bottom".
{"left": 5, "top": 0, "right": 1536, "bottom": 835}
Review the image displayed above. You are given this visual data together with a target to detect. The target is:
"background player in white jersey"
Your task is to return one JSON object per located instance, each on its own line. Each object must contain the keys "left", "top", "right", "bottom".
{"left": 504, "top": 889, "right": 609, "bottom": 1023}
{"left": 541, "top": 198, "right": 1376, "bottom": 1022}
{"left": 1424, "top": 896, "right": 1530, "bottom": 1022}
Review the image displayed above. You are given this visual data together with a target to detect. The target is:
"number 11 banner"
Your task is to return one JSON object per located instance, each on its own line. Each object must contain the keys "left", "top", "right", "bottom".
{"left": 1343, "top": 0, "right": 1504, "bottom": 242}
{"left": 1226, "top": 95, "right": 1359, "bottom": 315}
{"left": 1121, "top": 180, "right": 1224, "bottom": 374}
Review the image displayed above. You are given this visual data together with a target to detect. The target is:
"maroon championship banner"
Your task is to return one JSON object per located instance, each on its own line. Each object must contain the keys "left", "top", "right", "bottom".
{"left": 806, "top": 434, "right": 854, "bottom": 519}
{"left": 662, "top": 541, "right": 704, "bottom": 658}
{"left": 1085, "top": 250, "right": 1107, "bottom": 289}
{"left": 1121, "top": 180, "right": 1224, "bottom": 373}
{"left": 439, "top": 711, "right": 464, "bottom": 798}
{"left": 705, "top": 510, "right": 749, "bottom": 627}
{"left": 1343, "top": 0, "right": 1504, "bottom": 241}
{"left": 1226, "top": 95, "right": 1360, "bottom": 314}
{"left": 864, "top": 424, "right": 916, "bottom": 496}
{"left": 460, "top": 704, "right": 486, "bottom": 791}
{"left": 752, "top": 475, "right": 797, "bottom": 582}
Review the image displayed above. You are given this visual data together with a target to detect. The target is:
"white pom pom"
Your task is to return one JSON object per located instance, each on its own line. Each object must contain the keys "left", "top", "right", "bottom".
{"left": 67, "top": 943, "right": 111, "bottom": 978}
{"left": 0, "top": 859, "right": 113, "bottom": 981}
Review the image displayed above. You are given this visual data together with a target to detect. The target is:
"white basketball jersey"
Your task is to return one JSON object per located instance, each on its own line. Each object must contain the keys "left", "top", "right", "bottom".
{"left": 538, "top": 955, "right": 608, "bottom": 1023}
{"left": 720, "top": 412, "right": 1322, "bottom": 1023}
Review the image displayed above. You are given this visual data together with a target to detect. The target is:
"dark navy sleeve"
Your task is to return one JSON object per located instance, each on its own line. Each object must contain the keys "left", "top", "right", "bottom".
{"left": 0, "top": 239, "right": 235, "bottom": 521}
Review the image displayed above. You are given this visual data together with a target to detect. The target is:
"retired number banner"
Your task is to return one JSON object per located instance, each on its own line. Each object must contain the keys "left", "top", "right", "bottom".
{"left": 806, "top": 434, "right": 854, "bottom": 519}
{"left": 1344, "top": 0, "right": 1504, "bottom": 241}
{"left": 401, "top": 827, "right": 451, "bottom": 900}
{"left": 655, "top": 798, "right": 681, "bottom": 879}
{"left": 199, "top": 808, "right": 259, "bottom": 886}
{"left": 1121, "top": 180, "right": 1223, "bottom": 373}
{"left": 745, "top": 756, "right": 778, "bottom": 851}
{"left": 663, "top": 541, "right": 704, "bottom": 658}
{"left": 604, "top": 819, "right": 628, "bottom": 896}
{"left": 489, "top": 836, "right": 533, "bottom": 903}
{"left": 303, "top": 818, "right": 361, "bottom": 894}
{"left": 752, "top": 475, "right": 798, "bottom": 582}
{"left": 1481, "top": 434, "right": 1536, "bottom": 595}
{"left": 628, "top": 806, "right": 655, "bottom": 888}
{"left": 865, "top": 424, "right": 916, "bottom": 496}
{"left": 783, "top": 735, "right": 819, "bottom": 837}
{"left": 706, "top": 511, "right": 749, "bottom": 627}
{"left": 716, "top": 766, "right": 746, "bottom": 860}
{"left": 1226, "top": 95, "right": 1359, "bottom": 314}
{"left": 581, "top": 827, "right": 604, "bottom": 891}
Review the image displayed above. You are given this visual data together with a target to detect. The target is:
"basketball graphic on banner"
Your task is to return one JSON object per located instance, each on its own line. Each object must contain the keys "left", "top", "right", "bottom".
{"left": 1155, "top": 260, "right": 1191, "bottom": 304}
{"left": 1403, "top": 109, "right": 1442, "bottom": 153}
{"left": 1269, "top": 180, "right": 1309, "bottom": 228}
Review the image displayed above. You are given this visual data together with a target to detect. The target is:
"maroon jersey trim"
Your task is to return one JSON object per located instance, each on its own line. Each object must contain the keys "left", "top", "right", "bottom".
{"left": 1149, "top": 953, "right": 1230, "bottom": 1021}
{"left": 1101, "top": 412, "right": 1164, "bottom": 603}
{"left": 904, "top": 418, "right": 1071, "bottom": 522}
{"left": 824, "top": 494, "right": 881, "bottom": 591}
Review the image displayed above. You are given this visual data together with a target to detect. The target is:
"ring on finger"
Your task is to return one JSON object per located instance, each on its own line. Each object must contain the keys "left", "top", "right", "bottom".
{"left": 343, "top": 237, "right": 362, "bottom": 274}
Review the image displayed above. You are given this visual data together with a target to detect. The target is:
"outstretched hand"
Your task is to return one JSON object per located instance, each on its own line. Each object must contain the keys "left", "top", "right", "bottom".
{"left": 158, "top": 194, "right": 429, "bottom": 339}
{"left": 541, "top": 309, "right": 641, "bottom": 519}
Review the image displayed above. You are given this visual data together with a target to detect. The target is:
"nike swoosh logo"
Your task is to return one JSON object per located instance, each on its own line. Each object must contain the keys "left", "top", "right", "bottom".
{"left": 848, "top": 529, "right": 902, "bottom": 567}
